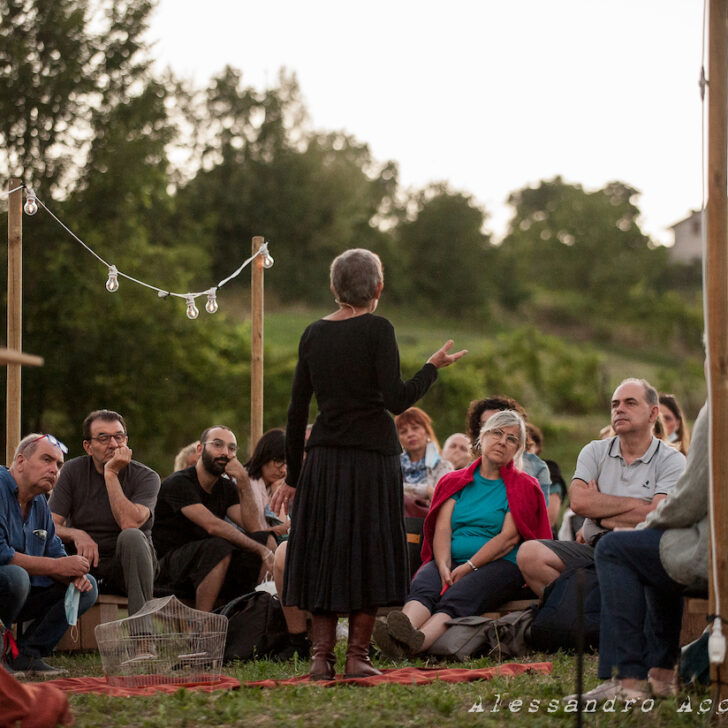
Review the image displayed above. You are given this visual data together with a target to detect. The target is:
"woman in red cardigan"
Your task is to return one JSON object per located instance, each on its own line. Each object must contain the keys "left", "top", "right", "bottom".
{"left": 374, "top": 409, "right": 551, "bottom": 657}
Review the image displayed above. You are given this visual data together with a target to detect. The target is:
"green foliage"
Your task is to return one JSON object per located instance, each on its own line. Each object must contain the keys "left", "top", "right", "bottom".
{"left": 179, "top": 69, "right": 399, "bottom": 303}
{"left": 0, "top": 1, "right": 707, "bottom": 476}
{"left": 393, "top": 184, "right": 492, "bottom": 313}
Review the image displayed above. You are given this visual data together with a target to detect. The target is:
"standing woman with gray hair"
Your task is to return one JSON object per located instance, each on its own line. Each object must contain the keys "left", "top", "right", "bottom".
{"left": 374, "top": 410, "right": 552, "bottom": 658}
{"left": 271, "top": 248, "right": 466, "bottom": 680}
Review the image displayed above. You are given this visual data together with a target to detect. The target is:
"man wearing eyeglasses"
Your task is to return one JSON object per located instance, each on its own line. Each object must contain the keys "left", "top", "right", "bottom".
{"left": 152, "top": 426, "right": 275, "bottom": 611}
{"left": 49, "top": 409, "right": 160, "bottom": 616}
{"left": 0, "top": 433, "right": 97, "bottom": 676}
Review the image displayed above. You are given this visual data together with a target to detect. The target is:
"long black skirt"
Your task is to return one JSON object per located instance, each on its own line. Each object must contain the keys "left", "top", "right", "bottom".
{"left": 283, "top": 446, "right": 409, "bottom": 613}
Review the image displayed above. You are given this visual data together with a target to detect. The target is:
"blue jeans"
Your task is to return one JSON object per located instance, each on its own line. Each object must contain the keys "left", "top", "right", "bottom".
{"left": 595, "top": 529, "right": 684, "bottom": 680}
{"left": 0, "top": 565, "right": 98, "bottom": 658}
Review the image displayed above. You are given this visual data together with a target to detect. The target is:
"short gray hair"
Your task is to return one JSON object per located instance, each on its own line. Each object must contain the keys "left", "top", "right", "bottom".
{"left": 13, "top": 433, "right": 44, "bottom": 463}
{"left": 617, "top": 378, "right": 658, "bottom": 407}
{"left": 330, "top": 249, "right": 383, "bottom": 307}
{"left": 478, "top": 410, "right": 526, "bottom": 460}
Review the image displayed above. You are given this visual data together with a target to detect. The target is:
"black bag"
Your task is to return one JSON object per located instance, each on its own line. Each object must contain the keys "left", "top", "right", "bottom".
{"left": 528, "top": 564, "right": 601, "bottom": 653}
{"left": 215, "top": 590, "right": 290, "bottom": 663}
{"left": 680, "top": 629, "right": 710, "bottom": 686}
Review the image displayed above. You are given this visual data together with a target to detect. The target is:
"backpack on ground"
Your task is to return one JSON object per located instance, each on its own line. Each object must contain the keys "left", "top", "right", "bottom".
{"left": 428, "top": 607, "right": 537, "bottom": 662}
{"left": 215, "top": 590, "right": 289, "bottom": 663}
{"left": 527, "top": 564, "right": 600, "bottom": 653}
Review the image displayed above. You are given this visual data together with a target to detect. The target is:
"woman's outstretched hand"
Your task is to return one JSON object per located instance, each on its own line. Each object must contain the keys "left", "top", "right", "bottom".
{"left": 427, "top": 340, "right": 468, "bottom": 369}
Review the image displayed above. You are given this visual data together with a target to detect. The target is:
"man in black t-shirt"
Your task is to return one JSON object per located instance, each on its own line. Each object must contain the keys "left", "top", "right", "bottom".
{"left": 153, "top": 426, "right": 275, "bottom": 611}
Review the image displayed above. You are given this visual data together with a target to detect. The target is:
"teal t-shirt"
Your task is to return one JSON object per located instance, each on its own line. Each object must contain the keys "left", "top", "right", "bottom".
{"left": 449, "top": 471, "right": 518, "bottom": 565}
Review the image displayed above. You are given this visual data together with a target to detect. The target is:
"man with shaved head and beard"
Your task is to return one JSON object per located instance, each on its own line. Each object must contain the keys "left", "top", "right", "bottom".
{"left": 152, "top": 426, "right": 275, "bottom": 611}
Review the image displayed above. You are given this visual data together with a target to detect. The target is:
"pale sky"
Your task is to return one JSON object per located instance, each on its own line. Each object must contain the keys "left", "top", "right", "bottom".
{"left": 148, "top": 0, "right": 705, "bottom": 245}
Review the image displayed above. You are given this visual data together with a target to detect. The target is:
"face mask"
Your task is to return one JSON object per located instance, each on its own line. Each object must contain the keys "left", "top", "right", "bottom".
{"left": 64, "top": 583, "right": 80, "bottom": 626}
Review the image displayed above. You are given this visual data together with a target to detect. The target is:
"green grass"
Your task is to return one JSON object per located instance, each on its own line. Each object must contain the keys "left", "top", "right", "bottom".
{"left": 44, "top": 648, "right": 713, "bottom": 727}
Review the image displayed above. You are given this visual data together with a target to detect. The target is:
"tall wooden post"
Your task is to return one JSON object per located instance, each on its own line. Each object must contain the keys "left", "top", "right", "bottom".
{"left": 250, "top": 236, "right": 265, "bottom": 455}
{"left": 6, "top": 179, "right": 23, "bottom": 464}
{"left": 706, "top": 0, "right": 728, "bottom": 701}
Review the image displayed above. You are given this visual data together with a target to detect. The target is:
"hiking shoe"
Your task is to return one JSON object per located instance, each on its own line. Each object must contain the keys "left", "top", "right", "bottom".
{"left": 8, "top": 655, "right": 68, "bottom": 676}
{"left": 564, "top": 678, "right": 650, "bottom": 704}
{"left": 386, "top": 611, "right": 425, "bottom": 653}
{"left": 372, "top": 618, "right": 407, "bottom": 660}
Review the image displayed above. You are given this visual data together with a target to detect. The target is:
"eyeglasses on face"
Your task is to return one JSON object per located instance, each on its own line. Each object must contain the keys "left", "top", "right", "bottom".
{"left": 89, "top": 432, "right": 128, "bottom": 445}
{"left": 31, "top": 434, "right": 69, "bottom": 454}
{"left": 484, "top": 429, "right": 520, "bottom": 447}
{"left": 203, "top": 439, "right": 238, "bottom": 453}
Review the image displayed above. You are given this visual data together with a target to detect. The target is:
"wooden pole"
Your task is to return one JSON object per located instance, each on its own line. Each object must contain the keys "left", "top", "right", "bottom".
{"left": 6, "top": 179, "right": 23, "bottom": 465}
{"left": 250, "top": 236, "right": 265, "bottom": 455}
{"left": 706, "top": 0, "right": 728, "bottom": 700}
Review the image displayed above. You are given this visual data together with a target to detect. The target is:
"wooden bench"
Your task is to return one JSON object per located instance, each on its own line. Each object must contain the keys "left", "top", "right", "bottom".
{"left": 56, "top": 593, "right": 129, "bottom": 652}
{"left": 680, "top": 597, "right": 709, "bottom": 646}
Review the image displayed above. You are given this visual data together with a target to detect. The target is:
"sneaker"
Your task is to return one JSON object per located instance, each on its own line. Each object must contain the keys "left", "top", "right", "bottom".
{"left": 8, "top": 654, "right": 68, "bottom": 677}
{"left": 386, "top": 611, "right": 425, "bottom": 653}
{"left": 648, "top": 669, "right": 679, "bottom": 697}
{"left": 564, "top": 678, "right": 650, "bottom": 704}
{"left": 1, "top": 662, "right": 25, "bottom": 679}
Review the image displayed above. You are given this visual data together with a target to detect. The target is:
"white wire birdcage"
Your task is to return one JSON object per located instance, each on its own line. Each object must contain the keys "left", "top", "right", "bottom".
{"left": 95, "top": 595, "right": 227, "bottom": 687}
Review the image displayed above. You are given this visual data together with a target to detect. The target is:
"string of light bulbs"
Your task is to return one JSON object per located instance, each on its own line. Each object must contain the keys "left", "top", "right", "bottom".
{"left": 6, "top": 183, "right": 274, "bottom": 319}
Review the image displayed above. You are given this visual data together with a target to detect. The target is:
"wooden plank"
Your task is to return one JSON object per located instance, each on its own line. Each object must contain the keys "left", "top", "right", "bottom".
{"left": 0, "top": 348, "right": 43, "bottom": 367}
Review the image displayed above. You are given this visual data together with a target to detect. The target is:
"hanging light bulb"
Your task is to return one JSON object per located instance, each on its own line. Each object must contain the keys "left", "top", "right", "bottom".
{"left": 24, "top": 188, "right": 38, "bottom": 216}
{"left": 185, "top": 295, "right": 199, "bottom": 320}
{"left": 105, "top": 265, "right": 119, "bottom": 293}
{"left": 262, "top": 252, "right": 274, "bottom": 269}
{"left": 205, "top": 289, "right": 218, "bottom": 314}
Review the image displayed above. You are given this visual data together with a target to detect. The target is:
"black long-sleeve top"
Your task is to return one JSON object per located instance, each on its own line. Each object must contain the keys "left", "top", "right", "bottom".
{"left": 285, "top": 314, "right": 438, "bottom": 487}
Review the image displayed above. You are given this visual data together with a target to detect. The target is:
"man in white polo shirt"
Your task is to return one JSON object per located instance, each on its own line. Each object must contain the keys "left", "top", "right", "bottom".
{"left": 517, "top": 378, "right": 686, "bottom": 597}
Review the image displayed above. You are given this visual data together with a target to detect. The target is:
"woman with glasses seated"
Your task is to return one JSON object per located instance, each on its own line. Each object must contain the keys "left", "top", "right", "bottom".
{"left": 374, "top": 410, "right": 551, "bottom": 658}
{"left": 242, "top": 429, "right": 290, "bottom": 547}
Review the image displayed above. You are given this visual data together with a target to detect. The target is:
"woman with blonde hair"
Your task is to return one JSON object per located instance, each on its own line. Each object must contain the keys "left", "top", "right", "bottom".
{"left": 395, "top": 406, "right": 453, "bottom": 508}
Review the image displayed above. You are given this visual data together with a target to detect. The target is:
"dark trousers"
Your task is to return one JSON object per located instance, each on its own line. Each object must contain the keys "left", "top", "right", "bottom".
{"left": 0, "top": 565, "right": 97, "bottom": 657}
{"left": 407, "top": 559, "right": 525, "bottom": 618}
{"left": 595, "top": 529, "right": 684, "bottom": 680}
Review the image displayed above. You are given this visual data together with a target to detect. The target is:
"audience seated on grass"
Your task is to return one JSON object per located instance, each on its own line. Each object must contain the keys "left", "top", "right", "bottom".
{"left": 0, "top": 434, "right": 98, "bottom": 677}
{"left": 526, "top": 423, "right": 567, "bottom": 534}
{"left": 373, "top": 410, "right": 551, "bottom": 659}
{"left": 242, "top": 428, "right": 290, "bottom": 550}
{"left": 568, "top": 398, "right": 708, "bottom": 703}
{"left": 441, "top": 433, "right": 472, "bottom": 470}
{"left": 396, "top": 406, "right": 453, "bottom": 512}
{"left": 152, "top": 426, "right": 275, "bottom": 611}
{"left": 659, "top": 393, "right": 691, "bottom": 456}
{"left": 465, "top": 395, "right": 552, "bottom": 512}
{"left": 173, "top": 440, "right": 199, "bottom": 473}
{"left": 50, "top": 409, "right": 160, "bottom": 617}
{"left": 517, "top": 378, "right": 687, "bottom": 599}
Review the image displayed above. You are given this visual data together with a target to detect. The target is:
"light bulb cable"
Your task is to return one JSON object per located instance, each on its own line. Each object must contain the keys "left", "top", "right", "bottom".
{"left": 3, "top": 183, "right": 274, "bottom": 315}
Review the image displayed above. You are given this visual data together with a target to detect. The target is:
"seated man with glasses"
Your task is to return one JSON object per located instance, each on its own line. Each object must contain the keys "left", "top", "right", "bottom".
{"left": 49, "top": 409, "right": 160, "bottom": 616}
{"left": 1, "top": 433, "right": 97, "bottom": 676}
{"left": 152, "top": 426, "right": 275, "bottom": 611}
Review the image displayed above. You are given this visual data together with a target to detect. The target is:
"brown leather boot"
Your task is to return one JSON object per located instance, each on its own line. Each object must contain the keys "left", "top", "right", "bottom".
{"left": 309, "top": 613, "right": 338, "bottom": 680}
{"left": 344, "top": 610, "right": 382, "bottom": 678}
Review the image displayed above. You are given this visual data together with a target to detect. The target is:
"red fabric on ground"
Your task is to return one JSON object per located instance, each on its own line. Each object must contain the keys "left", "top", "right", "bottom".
{"left": 27, "top": 675, "right": 240, "bottom": 697}
{"left": 0, "top": 665, "right": 73, "bottom": 728}
{"left": 244, "top": 662, "right": 552, "bottom": 688}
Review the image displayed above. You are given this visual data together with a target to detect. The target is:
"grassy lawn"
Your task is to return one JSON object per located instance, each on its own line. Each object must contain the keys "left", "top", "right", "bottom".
{"left": 44, "top": 647, "right": 713, "bottom": 727}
